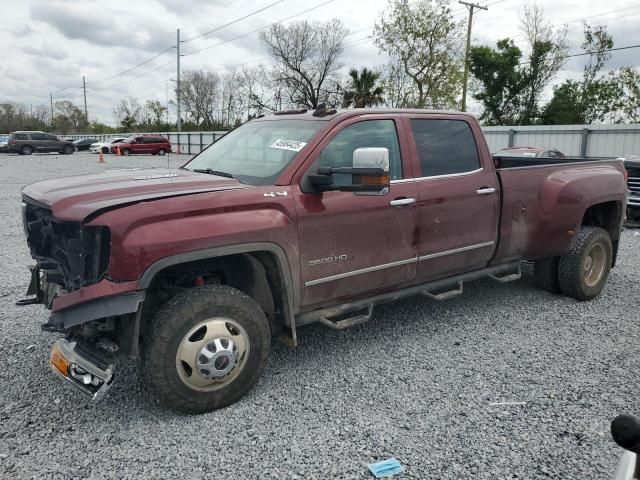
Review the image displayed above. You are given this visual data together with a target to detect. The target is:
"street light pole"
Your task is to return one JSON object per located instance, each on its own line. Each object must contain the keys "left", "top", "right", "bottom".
{"left": 459, "top": 1, "right": 488, "bottom": 112}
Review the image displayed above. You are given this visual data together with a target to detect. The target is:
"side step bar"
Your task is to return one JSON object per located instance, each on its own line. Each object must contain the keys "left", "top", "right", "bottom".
{"left": 423, "top": 281, "right": 463, "bottom": 301}
{"left": 489, "top": 266, "right": 522, "bottom": 283}
{"left": 318, "top": 305, "right": 374, "bottom": 330}
{"left": 296, "top": 261, "right": 521, "bottom": 328}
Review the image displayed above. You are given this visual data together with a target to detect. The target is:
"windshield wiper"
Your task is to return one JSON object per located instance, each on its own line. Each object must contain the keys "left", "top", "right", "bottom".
{"left": 191, "top": 168, "right": 234, "bottom": 178}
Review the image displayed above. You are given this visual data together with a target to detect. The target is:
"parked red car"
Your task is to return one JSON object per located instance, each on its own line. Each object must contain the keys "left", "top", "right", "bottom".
{"left": 110, "top": 135, "right": 172, "bottom": 155}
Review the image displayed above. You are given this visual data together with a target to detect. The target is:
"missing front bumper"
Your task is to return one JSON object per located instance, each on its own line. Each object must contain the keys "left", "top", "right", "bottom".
{"left": 50, "top": 339, "right": 115, "bottom": 401}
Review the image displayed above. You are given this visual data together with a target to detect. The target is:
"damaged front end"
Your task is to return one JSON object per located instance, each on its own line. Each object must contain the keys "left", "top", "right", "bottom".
{"left": 19, "top": 197, "right": 139, "bottom": 400}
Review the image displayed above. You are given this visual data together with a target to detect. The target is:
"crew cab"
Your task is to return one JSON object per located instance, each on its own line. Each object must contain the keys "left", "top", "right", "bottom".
{"left": 110, "top": 134, "right": 172, "bottom": 156}
{"left": 18, "top": 107, "right": 627, "bottom": 413}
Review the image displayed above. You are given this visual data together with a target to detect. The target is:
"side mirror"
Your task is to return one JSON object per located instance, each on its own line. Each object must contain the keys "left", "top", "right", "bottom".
{"left": 309, "top": 147, "right": 390, "bottom": 195}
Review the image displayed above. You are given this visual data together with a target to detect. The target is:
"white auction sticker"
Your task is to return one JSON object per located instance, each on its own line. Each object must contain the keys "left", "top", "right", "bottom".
{"left": 270, "top": 139, "right": 307, "bottom": 152}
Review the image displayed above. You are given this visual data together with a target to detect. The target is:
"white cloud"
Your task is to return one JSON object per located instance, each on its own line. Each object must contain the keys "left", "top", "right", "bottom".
{"left": 1, "top": 0, "right": 638, "bottom": 124}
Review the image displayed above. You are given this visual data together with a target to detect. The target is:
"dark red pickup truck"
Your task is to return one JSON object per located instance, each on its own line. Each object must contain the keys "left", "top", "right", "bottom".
{"left": 19, "top": 107, "right": 627, "bottom": 413}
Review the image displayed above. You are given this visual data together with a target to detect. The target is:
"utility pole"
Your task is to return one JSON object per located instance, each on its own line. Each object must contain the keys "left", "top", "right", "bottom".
{"left": 82, "top": 75, "right": 88, "bottom": 121}
{"left": 175, "top": 28, "right": 183, "bottom": 132}
{"left": 49, "top": 92, "right": 54, "bottom": 127}
{"left": 165, "top": 80, "right": 170, "bottom": 128}
{"left": 459, "top": 1, "right": 487, "bottom": 112}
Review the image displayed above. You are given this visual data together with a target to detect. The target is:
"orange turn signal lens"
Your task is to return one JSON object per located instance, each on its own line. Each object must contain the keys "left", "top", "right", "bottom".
{"left": 50, "top": 344, "right": 70, "bottom": 376}
{"left": 360, "top": 174, "right": 390, "bottom": 186}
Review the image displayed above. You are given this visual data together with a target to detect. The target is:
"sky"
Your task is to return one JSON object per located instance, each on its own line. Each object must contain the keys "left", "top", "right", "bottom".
{"left": 1, "top": 0, "right": 639, "bottom": 125}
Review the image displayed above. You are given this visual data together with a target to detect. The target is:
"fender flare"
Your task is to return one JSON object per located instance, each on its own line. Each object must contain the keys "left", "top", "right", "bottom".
{"left": 138, "top": 242, "right": 298, "bottom": 344}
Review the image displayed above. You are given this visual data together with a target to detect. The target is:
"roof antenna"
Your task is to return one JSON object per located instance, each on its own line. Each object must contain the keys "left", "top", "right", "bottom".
{"left": 313, "top": 102, "right": 337, "bottom": 117}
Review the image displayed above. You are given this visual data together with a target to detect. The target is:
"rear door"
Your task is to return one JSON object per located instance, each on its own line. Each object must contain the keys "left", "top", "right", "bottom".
{"left": 44, "top": 133, "right": 61, "bottom": 151}
{"left": 293, "top": 116, "right": 419, "bottom": 307}
{"left": 405, "top": 116, "right": 500, "bottom": 281}
{"left": 29, "top": 132, "right": 47, "bottom": 151}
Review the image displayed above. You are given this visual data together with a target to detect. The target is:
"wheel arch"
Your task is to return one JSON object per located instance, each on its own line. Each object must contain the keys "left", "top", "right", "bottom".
{"left": 580, "top": 200, "right": 624, "bottom": 267}
{"left": 138, "top": 243, "right": 297, "bottom": 345}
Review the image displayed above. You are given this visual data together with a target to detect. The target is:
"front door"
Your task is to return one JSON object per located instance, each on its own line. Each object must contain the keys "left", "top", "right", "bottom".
{"left": 404, "top": 116, "right": 500, "bottom": 281}
{"left": 294, "top": 117, "right": 419, "bottom": 307}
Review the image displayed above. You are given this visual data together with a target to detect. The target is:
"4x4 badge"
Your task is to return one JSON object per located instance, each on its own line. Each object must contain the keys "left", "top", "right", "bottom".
{"left": 263, "top": 191, "right": 288, "bottom": 197}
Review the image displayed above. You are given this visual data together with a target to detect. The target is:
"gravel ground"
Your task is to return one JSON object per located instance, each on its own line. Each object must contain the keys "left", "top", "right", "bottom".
{"left": 1, "top": 151, "right": 639, "bottom": 479}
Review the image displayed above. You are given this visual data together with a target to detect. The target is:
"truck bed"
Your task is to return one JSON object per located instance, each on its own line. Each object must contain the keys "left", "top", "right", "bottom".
{"left": 490, "top": 157, "right": 626, "bottom": 264}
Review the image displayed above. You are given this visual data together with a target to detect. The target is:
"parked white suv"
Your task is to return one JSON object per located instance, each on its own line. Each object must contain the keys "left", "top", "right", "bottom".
{"left": 89, "top": 138, "right": 126, "bottom": 154}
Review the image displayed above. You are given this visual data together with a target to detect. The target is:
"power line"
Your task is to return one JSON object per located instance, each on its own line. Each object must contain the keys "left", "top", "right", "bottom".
{"left": 518, "top": 43, "right": 640, "bottom": 65}
{"left": 182, "top": 0, "right": 338, "bottom": 57}
{"left": 182, "top": 0, "right": 287, "bottom": 43}
{"left": 99, "top": 47, "right": 174, "bottom": 83}
{"left": 89, "top": 60, "right": 174, "bottom": 91}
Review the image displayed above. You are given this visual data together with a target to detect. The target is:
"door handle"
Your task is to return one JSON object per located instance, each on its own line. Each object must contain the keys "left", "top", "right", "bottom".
{"left": 389, "top": 197, "right": 416, "bottom": 207}
{"left": 476, "top": 187, "right": 496, "bottom": 195}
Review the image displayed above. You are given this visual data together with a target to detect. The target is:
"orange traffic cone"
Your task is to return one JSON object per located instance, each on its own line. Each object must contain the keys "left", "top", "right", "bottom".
{"left": 116, "top": 146, "right": 121, "bottom": 156}
{"left": 98, "top": 151, "right": 105, "bottom": 163}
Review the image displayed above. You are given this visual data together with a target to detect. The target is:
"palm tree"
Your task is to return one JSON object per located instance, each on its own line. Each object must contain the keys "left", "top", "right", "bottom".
{"left": 342, "top": 68, "right": 384, "bottom": 108}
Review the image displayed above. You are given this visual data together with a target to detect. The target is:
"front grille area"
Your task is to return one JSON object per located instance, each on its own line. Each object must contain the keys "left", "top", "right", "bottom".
{"left": 22, "top": 198, "right": 110, "bottom": 291}
{"left": 628, "top": 170, "right": 640, "bottom": 208}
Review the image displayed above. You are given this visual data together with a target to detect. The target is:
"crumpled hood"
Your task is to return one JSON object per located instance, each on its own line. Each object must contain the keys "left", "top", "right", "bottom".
{"left": 22, "top": 168, "right": 248, "bottom": 221}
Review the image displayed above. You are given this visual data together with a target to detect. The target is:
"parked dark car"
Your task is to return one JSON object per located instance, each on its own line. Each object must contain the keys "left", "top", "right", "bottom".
{"left": 493, "top": 146, "right": 566, "bottom": 159}
{"left": 620, "top": 155, "right": 640, "bottom": 226}
{"left": 110, "top": 134, "right": 172, "bottom": 155}
{"left": 72, "top": 138, "right": 98, "bottom": 151}
{"left": 7, "top": 131, "right": 75, "bottom": 155}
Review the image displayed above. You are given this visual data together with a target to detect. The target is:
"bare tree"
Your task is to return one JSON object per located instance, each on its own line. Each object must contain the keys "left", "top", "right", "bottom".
{"left": 176, "top": 70, "right": 221, "bottom": 128}
{"left": 241, "top": 65, "right": 273, "bottom": 119}
{"left": 55, "top": 100, "right": 88, "bottom": 132}
{"left": 519, "top": 2, "right": 568, "bottom": 123}
{"left": 381, "top": 60, "right": 415, "bottom": 108}
{"left": 374, "top": 0, "right": 464, "bottom": 109}
{"left": 221, "top": 69, "right": 245, "bottom": 127}
{"left": 113, "top": 97, "right": 141, "bottom": 130}
{"left": 260, "top": 19, "right": 348, "bottom": 109}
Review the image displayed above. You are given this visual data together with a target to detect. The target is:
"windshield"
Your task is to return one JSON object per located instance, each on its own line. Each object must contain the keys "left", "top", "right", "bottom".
{"left": 184, "top": 119, "right": 325, "bottom": 185}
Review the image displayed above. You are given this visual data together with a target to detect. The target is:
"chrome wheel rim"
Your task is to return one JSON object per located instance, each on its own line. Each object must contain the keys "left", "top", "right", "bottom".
{"left": 584, "top": 243, "right": 606, "bottom": 287}
{"left": 175, "top": 317, "right": 250, "bottom": 391}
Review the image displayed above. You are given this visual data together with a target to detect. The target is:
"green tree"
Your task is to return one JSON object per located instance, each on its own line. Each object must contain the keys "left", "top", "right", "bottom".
{"left": 615, "top": 67, "right": 640, "bottom": 122}
{"left": 470, "top": 39, "right": 526, "bottom": 125}
{"left": 342, "top": 68, "right": 384, "bottom": 108}
{"left": 374, "top": 0, "right": 464, "bottom": 109}
{"left": 541, "top": 24, "right": 620, "bottom": 124}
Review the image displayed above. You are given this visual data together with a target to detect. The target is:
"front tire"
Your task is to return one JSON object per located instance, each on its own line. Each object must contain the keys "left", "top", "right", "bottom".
{"left": 142, "top": 285, "right": 271, "bottom": 414}
{"left": 558, "top": 226, "right": 612, "bottom": 301}
{"left": 158, "top": 148, "right": 166, "bottom": 156}
{"left": 102, "top": 147, "right": 109, "bottom": 154}
{"left": 122, "top": 148, "right": 131, "bottom": 156}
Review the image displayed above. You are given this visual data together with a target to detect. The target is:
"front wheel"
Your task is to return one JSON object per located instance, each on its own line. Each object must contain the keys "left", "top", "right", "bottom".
{"left": 142, "top": 285, "right": 271, "bottom": 413}
{"left": 122, "top": 148, "right": 131, "bottom": 156}
{"left": 101, "top": 147, "right": 109, "bottom": 154}
{"left": 157, "top": 148, "right": 166, "bottom": 156}
{"left": 558, "top": 226, "right": 612, "bottom": 301}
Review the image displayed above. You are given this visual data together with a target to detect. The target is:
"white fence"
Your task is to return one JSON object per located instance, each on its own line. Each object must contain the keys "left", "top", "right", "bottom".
{"left": 483, "top": 124, "right": 640, "bottom": 158}
{"left": 62, "top": 123, "right": 640, "bottom": 158}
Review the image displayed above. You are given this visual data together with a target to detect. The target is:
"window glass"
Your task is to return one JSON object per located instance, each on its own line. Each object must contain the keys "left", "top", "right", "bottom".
{"left": 14, "top": 133, "right": 28, "bottom": 140}
{"left": 410, "top": 119, "right": 480, "bottom": 177}
{"left": 44, "top": 134, "right": 58, "bottom": 141}
{"left": 317, "top": 120, "right": 402, "bottom": 185}
{"left": 184, "top": 119, "right": 324, "bottom": 186}
{"left": 31, "top": 133, "right": 46, "bottom": 140}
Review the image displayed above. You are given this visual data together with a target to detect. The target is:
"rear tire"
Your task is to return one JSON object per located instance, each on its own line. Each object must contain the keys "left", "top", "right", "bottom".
{"left": 533, "top": 257, "right": 561, "bottom": 294}
{"left": 20, "top": 145, "right": 33, "bottom": 155}
{"left": 558, "top": 226, "right": 612, "bottom": 301}
{"left": 62, "top": 145, "right": 74, "bottom": 155}
{"left": 142, "top": 285, "right": 271, "bottom": 414}
{"left": 122, "top": 148, "right": 131, "bottom": 156}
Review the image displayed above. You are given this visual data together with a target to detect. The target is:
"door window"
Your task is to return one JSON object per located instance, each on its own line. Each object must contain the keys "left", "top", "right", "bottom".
{"left": 44, "top": 134, "right": 58, "bottom": 141}
{"left": 30, "top": 133, "right": 46, "bottom": 140}
{"left": 410, "top": 119, "right": 480, "bottom": 177}
{"left": 316, "top": 120, "right": 403, "bottom": 185}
